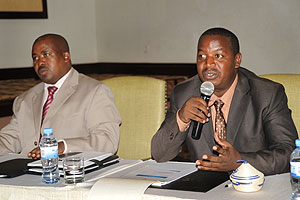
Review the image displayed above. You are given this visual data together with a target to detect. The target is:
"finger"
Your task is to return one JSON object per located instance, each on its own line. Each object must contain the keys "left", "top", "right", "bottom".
{"left": 187, "top": 97, "right": 209, "bottom": 111}
{"left": 214, "top": 134, "right": 229, "bottom": 149}
{"left": 202, "top": 154, "right": 222, "bottom": 163}
{"left": 30, "top": 153, "right": 36, "bottom": 159}
{"left": 193, "top": 99, "right": 210, "bottom": 117}
{"left": 212, "top": 145, "right": 226, "bottom": 155}
{"left": 181, "top": 97, "right": 210, "bottom": 123}
{"left": 178, "top": 108, "right": 191, "bottom": 123}
{"left": 36, "top": 150, "right": 41, "bottom": 156}
{"left": 189, "top": 105, "right": 210, "bottom": 123}
{"left": 179, "top": 105, "right": 206, "bottom": 124}
{"left": 214, "top": 133, "right": 222, "bottom": 145}
{"left": 196, "top": 160, "right": 221, "bottom": 171}
{"left": 197, "top": 165, "right": 220, "bottom": 171}
{"left": 191, "top": 111, "right": 209, "bottom": 123}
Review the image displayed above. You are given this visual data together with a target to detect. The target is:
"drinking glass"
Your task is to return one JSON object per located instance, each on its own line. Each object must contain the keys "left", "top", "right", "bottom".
{"left": 63, "top": 156, "right": 85, "bottom": 184}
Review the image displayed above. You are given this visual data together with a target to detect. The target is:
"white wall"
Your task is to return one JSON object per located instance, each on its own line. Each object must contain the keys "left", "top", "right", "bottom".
{"left": 1, "top": 0, "right": 300, "bottom": 75}
{"left": 0, "top": 0, "right": 97, "bottom": 69}
{"left": 95, "top": 0, "right": 300, "bottom": 74}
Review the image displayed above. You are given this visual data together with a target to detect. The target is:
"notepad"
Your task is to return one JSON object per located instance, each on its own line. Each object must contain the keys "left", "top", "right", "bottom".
{"left": 0, "top": 158, "right": 34, "bottom": 178}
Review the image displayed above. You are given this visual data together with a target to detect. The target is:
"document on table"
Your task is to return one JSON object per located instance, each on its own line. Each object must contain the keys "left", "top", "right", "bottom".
{"left": 87, "top": 160, "right": 197, "bottom": 200}
{"left": 27, "top": 152, "right": 119, "bottom": 175}
{"left": 88, "top": 177, "right": 156, "bottom": 200}
{"left": 107, "top": 159, "right": 198, "bottom": 187}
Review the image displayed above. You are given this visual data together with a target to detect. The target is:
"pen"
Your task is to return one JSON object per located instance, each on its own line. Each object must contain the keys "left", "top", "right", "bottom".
{"left": 136, "top": 174, "right": 168, "bottom": 179}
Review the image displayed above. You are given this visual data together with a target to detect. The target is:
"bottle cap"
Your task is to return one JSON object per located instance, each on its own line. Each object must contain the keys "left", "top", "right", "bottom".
{"left": 296, "top": 139, "right": 300, "bottom": 147}
{"left": 43, "top": 128, "right": 53, "bottom": 135}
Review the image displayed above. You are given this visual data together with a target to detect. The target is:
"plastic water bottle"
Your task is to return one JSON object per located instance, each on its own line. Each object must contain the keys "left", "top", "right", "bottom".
{"left": 40, "top": 128, "right": 60, "bottom": 184}
{"left": 291, "top": 139, "right": 300, "bottom": 199}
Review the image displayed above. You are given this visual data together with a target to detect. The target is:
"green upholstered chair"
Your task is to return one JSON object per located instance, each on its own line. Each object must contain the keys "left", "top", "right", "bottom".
{"left": 260, "top": 74, "right": 300, "bottom": 137}
{"left": 102, "top": 76, "right": 166, "bottom": 160}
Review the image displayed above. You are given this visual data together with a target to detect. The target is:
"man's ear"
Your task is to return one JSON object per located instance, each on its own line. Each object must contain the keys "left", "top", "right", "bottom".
{"left": 63, "top": 52, "right": 70, "bottom": 62}
{"left": 235, "top": 53, "right": 242, "bottom": 69}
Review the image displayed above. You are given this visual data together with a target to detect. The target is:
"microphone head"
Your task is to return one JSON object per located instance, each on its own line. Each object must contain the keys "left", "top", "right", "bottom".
{"left": 200, "top": 81, "right": 214, "bottom": 96}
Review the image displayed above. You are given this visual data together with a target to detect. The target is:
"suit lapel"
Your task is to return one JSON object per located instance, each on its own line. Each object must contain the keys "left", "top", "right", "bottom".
{"left": 44, "top": 68, "right": 78, "bottom": 121}
{"left": 202, "top": 108, "right": 215, "bottom": 146}
{"left": 226, "top": 71, "right": 251, "bottom": 144}
{"left": 32, "top": 84, "right": 44, "bottom": 134}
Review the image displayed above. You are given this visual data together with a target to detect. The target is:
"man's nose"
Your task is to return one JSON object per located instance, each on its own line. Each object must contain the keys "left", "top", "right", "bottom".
{"left": 205, "top": 56, "right": 215, "bottom": 67}
{"left": 40, "top": 55, "right": 46, "bottom": 61}
{"left": 38, "top": 55, "right": 46, "bottom": 65}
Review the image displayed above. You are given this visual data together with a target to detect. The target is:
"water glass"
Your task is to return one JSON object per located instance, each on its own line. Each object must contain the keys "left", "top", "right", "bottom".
{"left": 63, "top": 156, "right": 85, "bottom": 184}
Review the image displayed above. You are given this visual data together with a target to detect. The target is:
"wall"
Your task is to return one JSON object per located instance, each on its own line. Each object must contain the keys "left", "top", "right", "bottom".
{"left": 1, "top": 0, "right": 300, "bottom": 75}
{"left": 95, "top": 0, "right": 300, "bottom": 74}
{"left": 0, "top": 0, "right": 97, "bottom": 69}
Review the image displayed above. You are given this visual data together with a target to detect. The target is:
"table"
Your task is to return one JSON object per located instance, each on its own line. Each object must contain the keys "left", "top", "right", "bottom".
{"left": 0, "top": 154, "right": 293, "bottom": 200}
{"left": 144, "top": 173, "right": 291, "bottom": 200}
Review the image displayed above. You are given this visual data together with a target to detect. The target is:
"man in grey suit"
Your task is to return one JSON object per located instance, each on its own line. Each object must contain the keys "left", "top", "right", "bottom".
{"left": 151, "top": 27, "right": 298, "bottom": 175}
{"left": 0, "top": 34, "right": 121, "bottom": 159}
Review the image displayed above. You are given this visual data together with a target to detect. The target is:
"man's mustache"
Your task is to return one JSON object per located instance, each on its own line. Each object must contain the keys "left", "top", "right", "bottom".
{"left": 202, "top": 68, "right": 219, "bottom": 74}
{"left": 38, "top": 65, "right": 48, "bottom": 73}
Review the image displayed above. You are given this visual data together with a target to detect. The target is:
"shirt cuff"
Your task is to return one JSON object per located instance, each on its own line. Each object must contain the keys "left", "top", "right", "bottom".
{"left": 176, "top": 109, "right": 191, "bottom": 132}
{"left": 58, "top": 139, "right": 67, "bottom": 154}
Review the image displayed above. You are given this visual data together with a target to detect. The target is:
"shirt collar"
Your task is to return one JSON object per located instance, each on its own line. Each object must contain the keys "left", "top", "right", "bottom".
{"left": 208, "top": 74, "right": 238, "bottom": 108}
{"left": 43, "top": 68, "right": 71, "bottom": 92}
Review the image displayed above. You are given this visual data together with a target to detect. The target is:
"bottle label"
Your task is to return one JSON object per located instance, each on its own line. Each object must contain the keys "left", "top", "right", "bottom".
{"left": 40, "top": 146, "right": 58, "bottom": 159}
{"left": 291, "top": 161, "right": 300, "bottom": 177}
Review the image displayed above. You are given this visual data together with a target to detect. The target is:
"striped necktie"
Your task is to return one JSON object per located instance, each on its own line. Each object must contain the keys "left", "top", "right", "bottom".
{"left": 39, "top": 86, "right": 57, "bottom": 142}
{"left": 41, "top": 86, "right": 58, "bottom": 125}
{"left": 214, "top": 99, "right": 226, "bottom": 140}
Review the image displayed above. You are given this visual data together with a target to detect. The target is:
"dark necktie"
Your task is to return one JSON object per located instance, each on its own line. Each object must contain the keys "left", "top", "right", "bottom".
{"left": 39, "top": 86, "right": 57, "bottom": 142}
{"left": 214, "top": 99, "right": 226, "bottom": 140}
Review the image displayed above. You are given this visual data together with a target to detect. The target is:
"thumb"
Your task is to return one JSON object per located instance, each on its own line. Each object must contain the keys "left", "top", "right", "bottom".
{"left": 214, "top": 133, "right": 226, "bottom": 148}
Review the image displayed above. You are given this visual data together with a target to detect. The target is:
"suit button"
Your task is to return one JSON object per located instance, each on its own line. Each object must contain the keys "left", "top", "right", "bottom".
{"left": 170, "top": 133, "right": 174, "bottom": 140}
{"left": 34, "top": 141, "right": 38, "bottom": 146}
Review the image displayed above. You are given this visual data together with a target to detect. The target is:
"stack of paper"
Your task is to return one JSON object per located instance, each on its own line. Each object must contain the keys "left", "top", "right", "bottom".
{"left": 27, "top": 152, "right": 119, "bottom": 176}
{"left": 87, "top": 160, "right": 198, "bottom": 200}
{"left": 106, "top": 159, "right": 198, "bottom": 187}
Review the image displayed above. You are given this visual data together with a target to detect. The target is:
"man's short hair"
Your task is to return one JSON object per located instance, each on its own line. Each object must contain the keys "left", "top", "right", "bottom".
{"left": 33, "top": 33, "right": 70, "bottom": 53}
{"left": 200, "top": 27, "right": 240, "bottom": 56}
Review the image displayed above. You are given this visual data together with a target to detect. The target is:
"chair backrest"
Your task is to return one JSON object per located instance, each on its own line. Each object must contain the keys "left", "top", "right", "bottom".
{"left": 102, "top": 76, "right": 166, "bottom": 160}
{"left": 260, "top": 74, "right": 300, "bottom": 136}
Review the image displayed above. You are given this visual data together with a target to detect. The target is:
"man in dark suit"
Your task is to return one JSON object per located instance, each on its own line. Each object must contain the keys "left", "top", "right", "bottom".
{"left": 151, "top": 27, "right": 298, "bottom": 175}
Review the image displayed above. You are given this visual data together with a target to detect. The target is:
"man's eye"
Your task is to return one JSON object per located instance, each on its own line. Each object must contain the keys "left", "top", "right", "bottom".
{"left": 44, "top": 52, "right": 50, "bottom": 57}
{"left": 198, "top": 54, "right": 207, "bottom": 60}
{"left": 33, "top": 56, "right": 39, "bottom": 61}
{"left": 216, "top": 54, "right": 223, "bottom": 59}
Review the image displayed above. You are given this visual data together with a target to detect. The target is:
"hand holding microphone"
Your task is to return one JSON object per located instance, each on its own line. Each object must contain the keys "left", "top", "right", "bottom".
{"left": 178, "top": 81, "right": 214, "bottom": 139}
{"left": 191, "top": 81, "right": 214, "bottom": 140}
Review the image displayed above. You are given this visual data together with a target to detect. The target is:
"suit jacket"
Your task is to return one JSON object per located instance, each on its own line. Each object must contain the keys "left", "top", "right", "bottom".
{"left": 151, "top": 67, "right": 298, "bottom": 175}
{"left": 0, "top": 68, "right": 121, "bottom": 155}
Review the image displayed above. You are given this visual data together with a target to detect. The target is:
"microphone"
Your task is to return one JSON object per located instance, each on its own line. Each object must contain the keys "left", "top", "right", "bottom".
{"left": 191, "top": 81, "right": 214, "bottom": 140}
